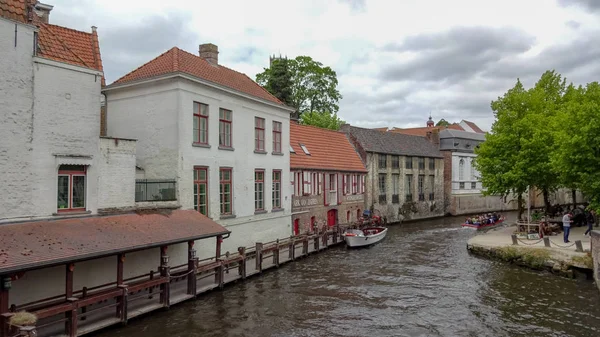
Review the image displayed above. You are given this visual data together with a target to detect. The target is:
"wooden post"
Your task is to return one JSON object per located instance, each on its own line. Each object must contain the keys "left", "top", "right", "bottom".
{"left": 65, "top": 297, "right": 78, "bottom": 337}
{"left": 237, "top": 247, "right": 246, "bottom": 279}
{"left": 255, "top": 243, "right": 263, "bottom": 272}
{"left": 80, "top": 287, "right": 88, "bottom": 321}
{"left": 511, "top": 234, "right": 518, "bottom": 245}
{"left": 0, "top": 276, "right": 9, "bottom": 337}
{"left": 116, "top": 254, "right": 125, "bottom": 319}
{"left": 65, "top": 263, "right": 74, "bottom": 298}
{"left": 302, "top": 236, "right": 308, "bottom": 256}
{"left": 216, "top": 235, "right": 223, "bottom": 259}
{"left": 117, "top": 254, "right": 125, "bottom": 285}
{"left": 65, "top": 263, "right": 75, "bottom": 335}
{"left": 148, "top": 271, "right": 154, "bottom": 299}
{"left": 187, "top": 241, "right": 197, "bottom": 295}
{"left": 575, "top": 240, "right": 583, "bottom": 252}
{"left": 159, "top": 246, "right": 170, "bottom": 308}
{"left": 273, "top": 239, "right": 279, "bottom": 267}
{"left": 289, "top": 238, "right": 295, "bottom": 260}
{"left": 543, "top": 237, "right": 550, "bottom": 247}
{"left": 314, "top": 234, "right": 320, "bottom": 252}
{"left": 117, "top": 285, "right": 128, "bottom": 324}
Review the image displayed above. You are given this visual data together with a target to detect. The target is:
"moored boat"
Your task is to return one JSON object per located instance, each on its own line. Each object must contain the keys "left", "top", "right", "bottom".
{"left": 343, "top": 226, "right": 388, "bottom": 247}
{"left": 461, "top": 215, "right": 505, "bottom": 230}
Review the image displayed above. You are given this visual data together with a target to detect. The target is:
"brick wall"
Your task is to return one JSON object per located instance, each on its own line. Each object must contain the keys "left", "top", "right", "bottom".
{"left": 442, "top": 150, "right": 452, "bottom": 214}
{"left": 97, "top": 137, "right": 136, "bottom": 211}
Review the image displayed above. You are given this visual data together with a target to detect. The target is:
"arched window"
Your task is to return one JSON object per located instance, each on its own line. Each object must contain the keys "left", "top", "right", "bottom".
{"left": 459, "top": 159, "right": 465, "bottom": 181}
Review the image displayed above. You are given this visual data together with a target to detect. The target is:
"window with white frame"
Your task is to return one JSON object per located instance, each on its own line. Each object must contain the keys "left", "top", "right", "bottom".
{"left": 254, "top": 117, "right": 265, "bottom": 151}
{"left": 219, "top": 109, "right": 232, "bottom": 148}
{"left": 272, "top": 170, "right": 281, "bottom": 209}
{"left": 302, "top": 171, "right": 312, "bottom": 195}
{"left": 57, "top": 165, "right": 86, "bottom": 212}
{"left": 344, "top": 174, "right": 351, "bottom": 195}
{"left": 193, "top": 102, "right": 208, "bottom": 144}
{"left": 255, "top": 170, "right": 264, "bottom": 211}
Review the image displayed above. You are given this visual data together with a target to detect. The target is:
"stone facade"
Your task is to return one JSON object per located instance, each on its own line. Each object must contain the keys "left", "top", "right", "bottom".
{"left": 592, "top": 230, "right": 600, "bottom": 293}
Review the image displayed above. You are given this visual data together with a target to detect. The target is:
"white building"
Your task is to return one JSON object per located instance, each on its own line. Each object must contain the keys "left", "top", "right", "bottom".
{"left": 103, "top": 44, "right": 295, "bottom": 254}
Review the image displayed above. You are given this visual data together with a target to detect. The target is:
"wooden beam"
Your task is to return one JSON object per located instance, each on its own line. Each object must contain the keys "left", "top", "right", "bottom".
{"left": 215, "top": 235, "right": 222, "bottom": 259}
{"left": 117, "top": 254, "right": 125, "bottom": 285}
{"left": 0, "top": 278, "right": 9, "bottom": 337}
{"left": 187, "top": 241, "right": 197, "bottom": 295}
{"left": 159, "top": 246, "right": 170, "bottom": 307}
{"left": 65, "top": 264, "right": 74, "bottom": 299}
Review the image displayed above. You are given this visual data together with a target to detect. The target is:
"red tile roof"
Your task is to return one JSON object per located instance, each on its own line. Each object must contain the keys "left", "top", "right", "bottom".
{"left": 0, "top": 210, "right": 229, "bottom": 274}
{"left": 462, "top": 120, "right": 485, "bottom": 133}
{"left": 290, "top": 124, "right": 366, "bottom": 172}
{"left": 389, "top": 124, "right": 464, "bottom": 137}
{"left": 111, "top": 47, "right": 283, "bottom": 105}
{"left": 0, "top": 0, "right": 33, "bottom": 23}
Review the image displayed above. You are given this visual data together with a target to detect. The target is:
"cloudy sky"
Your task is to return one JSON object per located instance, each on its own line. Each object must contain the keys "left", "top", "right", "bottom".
{"left": 49, "top": 0, "right": 600, "bottom": 131}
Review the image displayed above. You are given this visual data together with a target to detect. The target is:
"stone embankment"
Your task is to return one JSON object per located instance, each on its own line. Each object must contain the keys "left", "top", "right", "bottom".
{"left": 467, "top": 225, "right": 594, "bottom": 279}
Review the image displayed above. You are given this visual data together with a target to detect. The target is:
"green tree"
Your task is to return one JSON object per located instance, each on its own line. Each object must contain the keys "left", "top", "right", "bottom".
{"left": 552, "top": 81, "right": 600, "bottom": 210}
{"left": 260, "top": 57, "right": 293, "bottom": 105}
{"left": 256, "top": 56, "right": 342, "bottom": 119}
{"left": 300, "top": 111, "right": 346, "bottom": 130}
{"left": 436, "top": 118, "right": 450, "bottom": 126}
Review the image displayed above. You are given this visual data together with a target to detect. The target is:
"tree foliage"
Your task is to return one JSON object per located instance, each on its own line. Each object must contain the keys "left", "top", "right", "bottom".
{"left": 300, "top": 111, "right": 346, "bottom": 130}
{"left": 256, "top": 56, "right": 342, "bottom": 119}
{"left": 436, "top": 118, "right": 451, "bottom": 126}
{"left": 475, "top": 69, "right": 600, "bottom": 214}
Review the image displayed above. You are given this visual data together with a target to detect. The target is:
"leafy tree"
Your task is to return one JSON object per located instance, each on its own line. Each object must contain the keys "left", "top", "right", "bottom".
{"left": 260, "top": 57, "right": 293, "bottom": 106}
{"left": 256, "top": 56, "right": 342, "bottom": 119}
{"left": 552, "top": 81, "right": 600, "bottom": 210}
{"left": 300, "top": 111, "right": 346, "bottom": 130}
{"left": 436, "top": 118, "right": 450, "bottom": 126}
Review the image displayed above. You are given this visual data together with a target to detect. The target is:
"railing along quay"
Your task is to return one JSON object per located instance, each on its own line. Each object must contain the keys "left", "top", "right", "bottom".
{"left": 1, "top": 225, "right": 347, "bottom": 337}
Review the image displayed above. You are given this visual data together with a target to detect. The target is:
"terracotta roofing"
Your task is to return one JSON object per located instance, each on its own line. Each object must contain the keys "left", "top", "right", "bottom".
{"left": 389, "top": 124, "right": 464, "bottom": 137}
{"left": 0, "top": 210, "right": 229, "bottom": 274}
{"left": 290, "top": 124, "right": 366, "bottom": 172}
{"left": 341, "top": 125, "right": 443, "bottom": 158}
{"left": 462, "top": 120, "right": 485, "bottom": 133}
{"left": 110, "top": 47, "right": 282, "bottom": 104}
{"left": 0, "top": 0, "right": 33, "bottom": 23}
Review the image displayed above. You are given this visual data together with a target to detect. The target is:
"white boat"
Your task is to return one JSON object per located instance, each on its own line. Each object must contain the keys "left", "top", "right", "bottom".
{"left": 343, "top": 226, "right": 388, "bottom": 248}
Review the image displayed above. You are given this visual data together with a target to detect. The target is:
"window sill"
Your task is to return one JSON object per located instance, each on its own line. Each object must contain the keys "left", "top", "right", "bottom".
{"left": 220, "top": 214, "right": 236, "bottom": 219}
{"left": 254, "top": 150, "right": 267, "bottom": 155}
{"left": 254, "top": 210, "right": 268, "bottom": 215}
{"left": 272, "top": 152, "right": 284, "bottom": 156}
{"left": 271, "top": 208, "right": 284, "bottom": 213}
{"left": 53, "top": 210, "right": 92, "bottom": 216}
{"left": 218, "top": 146, "right": 235, "bottom": 151}
{"left": 192, "top": 143, "right": 211, "bottom": 148}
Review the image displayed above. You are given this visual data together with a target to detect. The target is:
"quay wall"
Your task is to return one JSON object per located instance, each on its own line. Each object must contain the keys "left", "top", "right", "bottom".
{"left": 592, "top": 231, "right": 600, "bottom": 293}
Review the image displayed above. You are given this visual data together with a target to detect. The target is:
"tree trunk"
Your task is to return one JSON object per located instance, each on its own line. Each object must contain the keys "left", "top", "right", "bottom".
{"left": 543, "top": 188, "right": 551, "bottom": 215}
{"left": 517, "top": 193, "right": 524, "bottom": 221}
{"left": 571, "top": 189, "right": 577, "bottom": 208}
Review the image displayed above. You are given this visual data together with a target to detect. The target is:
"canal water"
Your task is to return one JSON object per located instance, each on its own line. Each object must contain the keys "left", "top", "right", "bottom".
{"left": 95, "top": 214, "right": 600, "bottom": 337}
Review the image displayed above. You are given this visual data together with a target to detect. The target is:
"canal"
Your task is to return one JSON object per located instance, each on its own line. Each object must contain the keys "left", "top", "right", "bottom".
{"left": 94, "top": 214, "right": 600, "bottom": 337}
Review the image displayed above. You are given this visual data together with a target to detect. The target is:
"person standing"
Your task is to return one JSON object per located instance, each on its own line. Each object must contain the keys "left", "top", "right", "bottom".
{"left": 562, "top": 212, "right": 573, "bottom": 243}
{"left": 585, "top": 209, "right": 596, "bottom": 236}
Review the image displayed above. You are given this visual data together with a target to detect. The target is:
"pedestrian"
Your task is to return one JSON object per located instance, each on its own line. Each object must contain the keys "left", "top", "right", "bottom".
{"left": 562, "top": 212, "right": 573, "bottom": 243}
{"left": 585, "top": 209, "right": 596, "bottom": 236}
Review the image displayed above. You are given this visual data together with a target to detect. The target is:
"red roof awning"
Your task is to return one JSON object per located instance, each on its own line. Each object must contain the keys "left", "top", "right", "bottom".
{"left": 0, "top": 210, "right": 229, "bottom": 275}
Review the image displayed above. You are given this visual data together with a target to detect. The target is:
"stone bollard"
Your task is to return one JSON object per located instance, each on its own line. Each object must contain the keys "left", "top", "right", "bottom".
{"left": 544, "top": 237, "right": 550, "bottom": 247}
{"left": 511, "top": 234, "right": 518, "bottom": 245}
{"left": 575, "top": 240, "right": 583, "bottom": 252}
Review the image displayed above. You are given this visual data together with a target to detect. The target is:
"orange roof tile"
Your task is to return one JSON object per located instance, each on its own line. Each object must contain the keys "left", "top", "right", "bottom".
{"left": 0, "top": 0, "right": 33, "bottom": 23}
{"left": 290, "top": 124, "right": 366, "bottom": 172}
{"left": 390, "top": 124, "right": 464, "bottom": 137}
{"left": 111, "top": 47, "right": 283, "bottom": 105}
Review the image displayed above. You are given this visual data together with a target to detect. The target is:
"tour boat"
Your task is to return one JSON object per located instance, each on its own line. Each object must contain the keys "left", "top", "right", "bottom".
{"left": 461, "top": 217, "right": 505, "bottom": 230}
{"left": 343, "top": 226, "right": 388, "bottom": 248}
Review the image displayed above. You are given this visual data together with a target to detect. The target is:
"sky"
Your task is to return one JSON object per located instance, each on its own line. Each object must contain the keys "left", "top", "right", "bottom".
{"left": 48, "top": 0, "right": 600, "bottom": 131}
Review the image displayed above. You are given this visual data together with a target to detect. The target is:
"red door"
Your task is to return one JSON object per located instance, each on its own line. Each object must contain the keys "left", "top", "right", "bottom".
{"left": 293, "top": 219, "right": 300, "bottom": 236}
{"left": 327, "top": 209, "right": 337, "bottom": 227}
{"left": 310, "top": 216, "right": 316, "bottom": 232}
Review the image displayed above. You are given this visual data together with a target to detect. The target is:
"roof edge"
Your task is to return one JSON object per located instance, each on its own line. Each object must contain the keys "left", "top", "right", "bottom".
{"left": 290, "top": 166, "right": 368, "bottom": 173}
{"left": 103, "top": 72, "right": 296, "bottom": 113}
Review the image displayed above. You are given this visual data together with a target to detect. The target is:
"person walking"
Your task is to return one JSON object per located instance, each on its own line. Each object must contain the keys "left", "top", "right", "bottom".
{"left": 584, "top": 209, "right": 596, "bottom": 236}
{"left": 562, "top": 212, "right": 573, "bottom": 243}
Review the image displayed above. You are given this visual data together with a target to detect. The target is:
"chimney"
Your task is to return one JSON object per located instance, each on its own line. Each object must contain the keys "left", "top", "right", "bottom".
{"left": 199, "top": 43, "right": 219, "bottom": 65}
{"left": 431, "top": 128, "right": 440, "bottom": 146}
{"left": 34, "top": 2, "right": 54, "bottom": 24}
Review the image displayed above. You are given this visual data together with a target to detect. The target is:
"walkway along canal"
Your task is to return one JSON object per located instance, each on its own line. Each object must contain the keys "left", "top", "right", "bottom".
{"left": 95, "top": 215, "right": 600, "bottom": 337}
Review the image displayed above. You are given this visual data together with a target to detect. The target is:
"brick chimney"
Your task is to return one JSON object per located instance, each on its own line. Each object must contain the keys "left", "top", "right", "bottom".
{"left": 34, "top": 2, "right": 54, "bottom": 24}
{"left": 431, "top": 128, "right": 440, "bottom": 146}
{"left": 199, "top": 43, "right": 219, "bottom": 65}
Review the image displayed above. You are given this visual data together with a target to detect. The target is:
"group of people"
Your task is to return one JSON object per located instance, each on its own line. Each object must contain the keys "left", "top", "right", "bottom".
{"left": 561, "top": 208, "right": 597, "bottom": 243}
{"left": 465, "top": 213, "right": 502, "bottom": 226}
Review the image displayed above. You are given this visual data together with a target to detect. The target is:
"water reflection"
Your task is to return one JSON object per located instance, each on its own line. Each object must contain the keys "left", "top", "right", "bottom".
{"left": 94, "top": 214, "right": 600, "bottom": 337}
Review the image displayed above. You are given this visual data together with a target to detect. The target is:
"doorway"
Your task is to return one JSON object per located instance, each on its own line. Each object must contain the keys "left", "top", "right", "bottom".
{"left": 327, "top": 209, "right": 338, "bottom": 227}
{"left": 293, "top": 218, "right": 300, "bottom": 235}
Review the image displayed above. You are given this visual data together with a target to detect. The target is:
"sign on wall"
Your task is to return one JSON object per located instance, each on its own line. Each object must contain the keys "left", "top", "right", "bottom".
{"left": 293, "top": 197, "right": 319, "bottom": 207}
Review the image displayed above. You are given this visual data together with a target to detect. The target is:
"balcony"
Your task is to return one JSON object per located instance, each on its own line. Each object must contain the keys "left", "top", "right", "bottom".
{"left": 135, "top": 179, "right": 177, "bottom": 202}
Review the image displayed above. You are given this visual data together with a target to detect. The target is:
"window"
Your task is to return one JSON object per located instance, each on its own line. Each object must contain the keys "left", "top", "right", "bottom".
{"left": 219, "top": 168, "right": 232, "bottom": 214}
{"left": 429, "top": 158, "right": 435, "bottom": 170}
{"left": 300, "top": 143, "right": 310, "bottom": 155}
{"left": 351, "top": 174, "right": 358, "bottom": 194}
{"left": 378, "top": 154, "right": 387, "bottom": 169}
{"left": 193, "top": 102, "right": 208, "bottom": 144}
{"left": 429, "top": 175, "right": 435, "bottom": 200}
{"left": 405, "top": 156, "right": 413, "bottom": 169}
{"left": 392, "top": 174, "right": 399, "bottom": 204}
{"left": 405, "top": 174, "right": 413, "bottom": 201}
{"left": 418, "top": 157, "right": 425, "bottom": 169}
{"left": 57, "top": 165, "right": 86, "bottom": 212}
{"left": 378, "top": 173, "right": 386, "bottom": 204}
{"left": 302, "top": 171, "right": 312, "bottom": 195}
{"left": 272, "top": 170, "right": 281, "bottom": 209}
{"left": 255, "top": 117, "right": 265, "bottom": 151}
{"left": 255, "top": 170, "right": 264, "bottom": 211}
{"left": 193, "top": 167, "right": 208, "bottom": 215}
{"left": 459, "top": 182, "right": 465, "bottom": 189}
{"left": 391, "top": 156, "right": 399, "bottom": 169}
{"left": 344, "top": 174, "right": 351, "bottom": 195}
{"left": 273, "top": 121, "right": 282, "bottom": 153}
{"left": 418, "top": 175, "right": 425, "bottom": 201}
{"left": 459, "top": 158, "right": 465, "bottom": 181}
{"left": 289, "top": 145, "right": 295, "bottom": 154}
{"left": 471, "top": 182, "right": 477, "bottom": 190}
{"left": 219, "top": 109, "right": 232, "bottom": 148}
